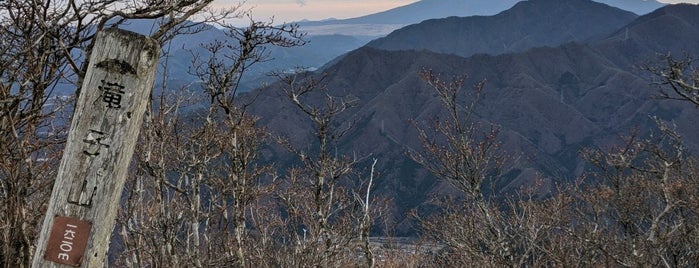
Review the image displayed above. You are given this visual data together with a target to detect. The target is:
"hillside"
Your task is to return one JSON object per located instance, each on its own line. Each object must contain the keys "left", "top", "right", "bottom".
{"left": 596, "top": 3, "right": 699, "bottom": 66}
{"left": 366, "top": 0, "right": 638, "bottom": 57}
{"left": 246, "top": 2, "right": 699, "bottom": 234}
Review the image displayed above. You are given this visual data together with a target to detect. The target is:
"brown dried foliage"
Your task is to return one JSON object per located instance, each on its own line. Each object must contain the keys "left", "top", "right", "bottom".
{"left": 4, "top": 2, "right": 699, "bottom": 266}
{"left": 410, "top": 68, "right": 699, "bottom": 267}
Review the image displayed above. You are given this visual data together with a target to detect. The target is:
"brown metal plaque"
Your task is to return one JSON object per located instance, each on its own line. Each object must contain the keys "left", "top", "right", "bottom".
{"left": 44, "top": 216, "right": 92, "bottom": 267}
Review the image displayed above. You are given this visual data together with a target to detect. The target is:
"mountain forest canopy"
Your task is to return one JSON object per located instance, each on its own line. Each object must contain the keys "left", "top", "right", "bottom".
{"left": 2, "top": 0, "right": 699, "bottom": 267}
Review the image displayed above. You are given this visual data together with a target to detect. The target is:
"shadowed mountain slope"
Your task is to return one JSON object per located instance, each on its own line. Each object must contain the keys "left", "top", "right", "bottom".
{"left": 246, "top": 3, "right": 699, "bottom": 234}
{"left": 596, "top": 4, "right": 699, "bottom": 66}
{"left": 366, "top": 0, "right": 638, "bottom": 58}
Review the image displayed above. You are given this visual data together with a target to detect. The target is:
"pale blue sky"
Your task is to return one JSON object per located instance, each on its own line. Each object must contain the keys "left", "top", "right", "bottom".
{"left": 213, "top": 0, "right": 699, "bottom": 24}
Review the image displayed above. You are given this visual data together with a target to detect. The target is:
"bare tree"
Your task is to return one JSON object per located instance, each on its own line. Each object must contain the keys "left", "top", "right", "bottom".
{"left": 268, "top": 71, "right": 382, "bottom": 266}
{"left": 0, "top": 0, "right": 254, "bottom": 266}
{"left": 646, "top": 54, "right": 699, "bottom": 107}
{"left": 409, "top": 69, "right": 507, "bottom": 264}
{"left": 537, "top": 53, "right": 699, "bottom": 268}
{"left": 572, "top": 119, "right": 699, "bottom": 267}
{"left": 1, "top": 1, "right": 81, "bottom": 265}
{"left": 409, "top": 69, "right": 572, "bottom": 267}
{"left": 115, "top": 15, "right": 305, "bottom": 267}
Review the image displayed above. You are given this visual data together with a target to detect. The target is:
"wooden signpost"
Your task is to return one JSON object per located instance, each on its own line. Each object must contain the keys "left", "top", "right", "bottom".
{"left": 32, "top": 28, "right": 160, "bottom": 267}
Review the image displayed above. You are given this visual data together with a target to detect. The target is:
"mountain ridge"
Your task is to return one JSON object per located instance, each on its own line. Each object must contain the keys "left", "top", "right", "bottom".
{"left": 245, "top": 2, "right": 699, "bottom": 234}
{"left": 299, "top": 0, "right": 519, "bottom": 26}
{"left": 296, "top": 0, "right": 664, "bottom": 36}
{"left": 366, "top": 0, "right": 638, "bottom": 58}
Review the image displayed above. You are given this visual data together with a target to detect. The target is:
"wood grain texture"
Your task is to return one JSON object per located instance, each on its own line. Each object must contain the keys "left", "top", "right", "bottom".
{"left": 32, "top": 28, "right": 160, "bottom": 268}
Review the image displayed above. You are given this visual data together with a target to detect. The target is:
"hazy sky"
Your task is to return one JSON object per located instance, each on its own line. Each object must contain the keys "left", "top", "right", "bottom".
{"left": 213, "top": 0, "right": 414, "bottom": 23}
{"left": 213, "top": 0, "right": 699, "bottom": 24}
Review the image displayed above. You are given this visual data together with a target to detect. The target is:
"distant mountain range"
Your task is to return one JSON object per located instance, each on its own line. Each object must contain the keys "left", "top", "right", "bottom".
{"left": 245, "top": 1, "right": 699, "bottom": 234}
{"left": 300, "top": 0, "right": 518, "bottom": 26}
{"left": 366, "top": 0, "right": 638, "bottom": 57}
{"left": 297, "top": 0, "right": 664, "bottom": 36}
{"left": 94, "top": 0, "right": 668, "bottom": 97}
{"left": 47, "top": 0, "right": 691, "bottom": 235}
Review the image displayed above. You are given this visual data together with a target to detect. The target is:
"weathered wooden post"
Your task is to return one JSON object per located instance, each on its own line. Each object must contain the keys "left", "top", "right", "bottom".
{"left": 32, "top": 28, "right": 159, "bottom": 267}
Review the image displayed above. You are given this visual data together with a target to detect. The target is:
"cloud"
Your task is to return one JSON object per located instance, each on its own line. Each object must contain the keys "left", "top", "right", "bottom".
{"left": 296, "top": 0, "right": 307, "bottom": 6}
